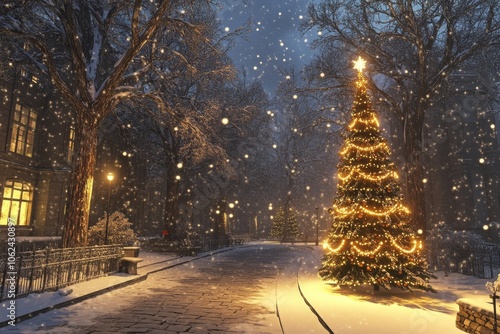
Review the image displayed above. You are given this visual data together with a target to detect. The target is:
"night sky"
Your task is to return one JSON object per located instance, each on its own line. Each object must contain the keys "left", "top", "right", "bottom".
{"left": 219, "top": 0, "right": 319, "bottom": 93}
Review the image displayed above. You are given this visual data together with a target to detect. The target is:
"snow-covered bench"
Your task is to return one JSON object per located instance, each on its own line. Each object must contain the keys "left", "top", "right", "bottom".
{"left": 123, "top": 246, "right": 140, "bottom": 257}
{"left": 120, "top": 246, "right": 142, "bottom": 274}
{"left": 120, "top": 257, "right": 143, "bottom": 275}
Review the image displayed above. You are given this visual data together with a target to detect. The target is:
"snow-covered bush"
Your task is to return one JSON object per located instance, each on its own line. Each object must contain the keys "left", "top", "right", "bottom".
{"left": 88, "top": 211, "right": 137, "bottom": 246}
{"left": 486, "top": 274, "right": 500, "bottom": 295}
{"left": 179, "top": 231, "right": 200, "bottom": 249}
{"left": 427, "top": 222, "right": 486, "bottom": 275}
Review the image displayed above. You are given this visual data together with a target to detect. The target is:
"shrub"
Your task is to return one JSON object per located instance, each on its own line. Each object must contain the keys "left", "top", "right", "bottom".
{"left": 88, "top": 211, "right": 137, "bottom": 246}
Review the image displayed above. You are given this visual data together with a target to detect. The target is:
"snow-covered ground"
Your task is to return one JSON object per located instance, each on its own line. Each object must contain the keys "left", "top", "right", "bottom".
{"left": 0, "top": 242, "right": 496, "bottom": 333}
{"left": 297, "top": 247, "right": 494, "bottom": 334}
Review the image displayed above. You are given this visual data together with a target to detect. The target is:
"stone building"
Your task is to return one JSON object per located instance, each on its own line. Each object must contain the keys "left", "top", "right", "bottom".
{"left": 0, "top": 68, "right": 72, "bottom": 236}
{"left": 0, "top": 66, "right": 159, "bottom": 238}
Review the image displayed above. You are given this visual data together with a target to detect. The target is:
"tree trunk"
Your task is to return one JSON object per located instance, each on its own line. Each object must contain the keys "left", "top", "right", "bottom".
{"left": 403, "top": 112, "right": 427, "bottom": 236}
{"left": 163, "top": 169, "right": 180, "bottom": 240}
{"left": 283, "top": 193, "right": 291, "bottom": 243}
{"left": 63, "top": 122, "right": 98, "bottom": 248}
{"left": 214, "top": 197, "right": 227, "bottom": 246}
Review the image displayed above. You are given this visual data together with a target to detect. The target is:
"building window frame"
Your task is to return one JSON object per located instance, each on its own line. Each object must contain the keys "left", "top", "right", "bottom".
{"left": 0, "top": 180, "right": 33, "bottom": 226}
{"left": 9, "top": 103, "right": 37, "bottom": 157}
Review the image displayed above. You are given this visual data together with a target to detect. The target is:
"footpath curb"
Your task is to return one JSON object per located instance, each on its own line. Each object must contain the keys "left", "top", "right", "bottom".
{"left": 0, "top": 245, "right": 247, "bottom": 328}
{"left": 0, "top": 274, "right": 148, "bottom": 328}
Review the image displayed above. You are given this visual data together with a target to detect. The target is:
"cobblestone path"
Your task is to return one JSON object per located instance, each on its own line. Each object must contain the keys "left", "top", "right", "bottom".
{"left": 8, "top": 244, "right": 308, "bottom": 334}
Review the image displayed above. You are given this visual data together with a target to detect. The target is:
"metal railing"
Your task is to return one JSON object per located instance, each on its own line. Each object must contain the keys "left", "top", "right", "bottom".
{"left": 0, "top": 245, "right": 123, "bottom": 300}
{"left": 429, "top": 243, "right": 500, "bottom": 278}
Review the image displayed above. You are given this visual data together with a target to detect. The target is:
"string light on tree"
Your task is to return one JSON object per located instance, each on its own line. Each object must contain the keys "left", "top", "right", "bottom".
{"left": 270, "top": 207, "right": 299, "bottom": 243}
{"left": 319, "top": 56, "right": 436, "bottom": 292}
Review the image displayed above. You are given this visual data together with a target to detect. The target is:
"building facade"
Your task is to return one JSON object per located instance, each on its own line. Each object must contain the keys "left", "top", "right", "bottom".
{"left": 0, "top": 69, "right": 72, "bottom": 236}
{"left": 0, "top": 67, "right": 158, "bottom": 238}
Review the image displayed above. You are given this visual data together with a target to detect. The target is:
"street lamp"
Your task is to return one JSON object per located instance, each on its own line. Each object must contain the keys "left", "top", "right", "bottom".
{"left": 104, "top": 172, "right": 114, "bottom": 245}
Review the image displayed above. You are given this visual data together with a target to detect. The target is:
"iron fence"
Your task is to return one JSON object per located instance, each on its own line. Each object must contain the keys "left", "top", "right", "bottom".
{"left": 0, "top": 239, "right": 62, "bottom": 254}
{"left": 0, "top": 244, "right": 123, "bottom": 301}
{"left": 140, "top": 235, "right": 241, "bottom": 254}
{"left": 463, "top": 244, "right": 500, "bottom": 278}
{"left": 430, "top": 243, "right": 500, "bottom": 279}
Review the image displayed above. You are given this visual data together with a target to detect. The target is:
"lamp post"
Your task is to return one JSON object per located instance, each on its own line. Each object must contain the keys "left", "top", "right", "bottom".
{"left": 315, "top": 207, "right": 319, "bottom": 246}
{"left": 491, "top": 292, "right": 499, "bottom": 334}
{"left": 104, "top": 172, "right": 114, "bottom": 245}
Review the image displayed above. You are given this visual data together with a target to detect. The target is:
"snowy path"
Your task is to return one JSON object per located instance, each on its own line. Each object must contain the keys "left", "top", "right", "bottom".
{"left": 275, "top": 247, "right": 330, "bottom": 333}
{"left": 1, "top": 244, "right": 319, "bottom": 333}
{"left": 0, "top": 243, "right": 493, "bottom": 333}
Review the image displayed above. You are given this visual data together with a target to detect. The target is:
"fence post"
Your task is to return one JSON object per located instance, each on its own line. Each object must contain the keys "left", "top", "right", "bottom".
{"left": 55, "top": 260, "right": 62, "bottom": 290}
{"left": 490, "top": 251, "right": 494, "bottom": 279}
{"left": 41, "top": 247, "right": 50, "bottom": 293}
{"left": 15, "top": 252, "right": 22, "bottom": 297}
{"left": 67, "top": 260, "right": 73, "bottom": 287}
{"left": 85, "top": 249, "right": 91, "bottom": 279}
{"left": 27, "top": 248, "right": 36, "bottom": 293}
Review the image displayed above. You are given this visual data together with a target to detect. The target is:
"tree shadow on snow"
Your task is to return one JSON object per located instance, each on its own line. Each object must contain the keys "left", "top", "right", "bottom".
{"left": 324, "top": 271, "right": 489, "bottom": 315}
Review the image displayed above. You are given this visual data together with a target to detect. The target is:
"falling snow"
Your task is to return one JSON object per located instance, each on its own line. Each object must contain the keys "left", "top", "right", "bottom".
{"left": 219, "top": 0, "right": 319, "bottom": 91}
{"left": 0, "top": 0, "right": 499, "bottom": 332}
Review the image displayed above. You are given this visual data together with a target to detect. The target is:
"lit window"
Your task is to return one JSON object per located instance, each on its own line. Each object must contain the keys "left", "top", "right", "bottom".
{"left": 10, "top": 104, "right": 37, "bottom": 157}
{"left": 67, "top": 124, "right": 75, "bottom": 162}
{"left": 20, "top": 69, "right": 38, "bottom": 84}
{"left": 0, "top": 180, "right": 33, "bottom": 226}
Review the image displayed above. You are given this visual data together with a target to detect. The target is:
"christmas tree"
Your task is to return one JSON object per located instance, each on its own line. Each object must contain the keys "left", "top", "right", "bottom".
{"left": 270, "top": 207, "right": 299, "bottom": 243}
{"left": 319, "top": 57, "right": 436, "bottom": 292}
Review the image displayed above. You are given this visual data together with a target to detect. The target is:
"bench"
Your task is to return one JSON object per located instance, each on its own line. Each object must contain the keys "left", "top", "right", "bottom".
{"left": 120, "top": 257, "right": 143, "bottom": 275}
{"left": 123, "top": 246, "right": 140, "bottom": 257}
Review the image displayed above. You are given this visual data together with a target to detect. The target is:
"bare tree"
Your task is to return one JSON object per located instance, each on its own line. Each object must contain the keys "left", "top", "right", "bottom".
{"left": 136, "top": 3, "right": 237, "bottom": 239}
{"left": 0, "top": 0, "right": 223, "bottom": 247}
{"left": 301, "top": 0, "right": 500, "bottom": 235}
{"left": 212, "top": 76, "right": 271, "bottom": 236}
{"left": 125, "top": 5, "right": 266, "bottom": 239}
{"left": 272, "top": 68, "right": 338, "bottom": 239}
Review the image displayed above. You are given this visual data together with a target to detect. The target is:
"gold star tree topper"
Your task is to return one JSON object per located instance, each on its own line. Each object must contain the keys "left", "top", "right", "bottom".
{"left": 353, "top": 56, "right": 366, "bottom": 72}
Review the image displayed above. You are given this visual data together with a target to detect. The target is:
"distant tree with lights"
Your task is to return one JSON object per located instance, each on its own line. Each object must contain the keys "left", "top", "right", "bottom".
{"left": 270, "top": 207, "right": 299, "bottom": 243}
{"left": 319, "top": 57, "right": 436, "bottom": 292}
